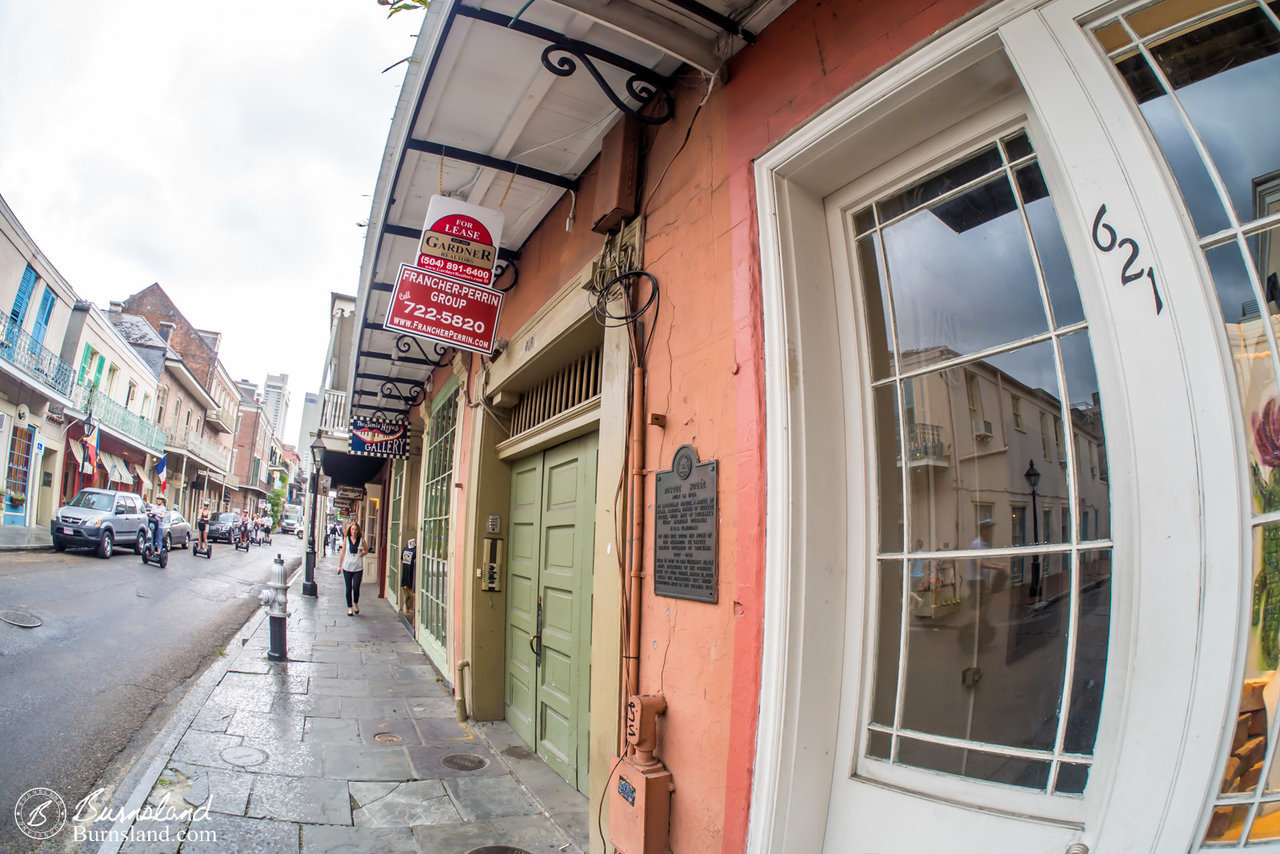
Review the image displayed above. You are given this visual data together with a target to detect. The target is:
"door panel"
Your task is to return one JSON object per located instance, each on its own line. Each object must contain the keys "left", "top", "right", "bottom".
{"left": 504, "top": 434, "right": 597, "bottom": 793}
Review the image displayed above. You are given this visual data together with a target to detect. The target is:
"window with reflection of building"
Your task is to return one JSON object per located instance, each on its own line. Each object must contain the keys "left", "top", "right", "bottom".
{"left": 857, "top": 131, "right": 1112, "bottom": 795}
{"left": 1092, "top": 0, "right": 1280, "bottom": 842}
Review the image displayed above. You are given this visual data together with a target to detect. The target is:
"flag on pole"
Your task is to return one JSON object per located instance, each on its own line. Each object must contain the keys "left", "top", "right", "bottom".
{"left": 83, "top": 421, "right": 99, "bottom": 473}
{"left": 155, "top": 454, "right": 167, "bottom": 495}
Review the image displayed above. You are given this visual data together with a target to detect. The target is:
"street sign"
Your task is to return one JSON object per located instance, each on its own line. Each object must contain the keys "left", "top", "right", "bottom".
{"left": 384, "top": 263, "right": 503, "bottom": 355}
{"left": 417, "top": 196, "right": 504, "bottom": 286}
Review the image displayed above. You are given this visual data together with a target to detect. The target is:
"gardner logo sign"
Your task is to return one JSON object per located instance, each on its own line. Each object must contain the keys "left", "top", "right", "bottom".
{"left": 15, "top": 787, "right": 66, "bottom": 840}
{"left": 417, "top": 195, "right": 504, "bottom": 286}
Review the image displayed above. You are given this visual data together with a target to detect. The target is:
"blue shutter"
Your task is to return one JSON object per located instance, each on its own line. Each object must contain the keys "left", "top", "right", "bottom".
{"left": 28, "top": 287, "right": 55, "bottom": 353}
{"left": 10, "top": 265, "right": 37, "bottom": 329}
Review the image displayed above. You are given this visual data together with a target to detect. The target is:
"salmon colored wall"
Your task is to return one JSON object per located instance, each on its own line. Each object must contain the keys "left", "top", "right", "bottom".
{"left": 625, "top": 0, "right": 990, "bottom": 850}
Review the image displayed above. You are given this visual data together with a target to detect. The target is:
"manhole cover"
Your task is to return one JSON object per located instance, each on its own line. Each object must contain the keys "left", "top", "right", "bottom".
{"left": 443, "top": 753, "right": 489, "bottom": 772}
{"left": 1, "top": 611, "right": 41, "bottom": 628}
{"left": 220, "top": 746, "right": 268, "bottom": 767}
{"left": 466, "top": 848, "right": 533, "bottom": 854}
{"left": 374, "top": 733, "right": 402, "bottom": 743}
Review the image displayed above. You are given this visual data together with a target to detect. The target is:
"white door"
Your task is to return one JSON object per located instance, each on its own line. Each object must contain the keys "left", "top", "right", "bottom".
{"left": 750, "top": 5, "right": 1240, "bottom": 851}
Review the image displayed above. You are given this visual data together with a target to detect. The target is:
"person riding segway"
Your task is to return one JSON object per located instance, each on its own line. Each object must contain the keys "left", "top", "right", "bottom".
{"left": 193, "top": 498, "right": 213, "bottom": 558}
{"left": 235, "top": 511, "right": 251, "bottom": 551}
{"left": 141, "top": 496, "right": 169, "bottom": 568}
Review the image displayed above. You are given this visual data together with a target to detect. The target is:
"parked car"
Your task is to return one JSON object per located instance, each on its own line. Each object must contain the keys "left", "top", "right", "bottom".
{"left": 164, "top": 511, "right": 193, "bottom": 551}
{"left": 51, "top": 488, "right": 148, "bottom": 558}
{"left": 206, "top": 512, "right": 239, "bottom": 543}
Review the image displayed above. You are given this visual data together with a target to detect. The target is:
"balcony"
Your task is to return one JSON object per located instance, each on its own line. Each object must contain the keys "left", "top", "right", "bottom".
{"left": 75, "top": 385, "right": 165, "bottom": 454}
{"left": 165, "top": 427, "right": 232, "bottom": 473}
{"left": 901, "top": 423, "right": 949, "bottom": 468}
{"left": 320, "top": 388, "right": 347, "bottom": 432}
{"left": 0, "top": 315, "right": 73, "bottom": 398}
{"left": 205, "top": 402, "right": 236, "bottom": 433}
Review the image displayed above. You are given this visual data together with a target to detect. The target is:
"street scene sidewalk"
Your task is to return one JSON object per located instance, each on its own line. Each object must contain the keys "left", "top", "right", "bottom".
{"left": 0, "top": 524, "right": 52, "bottom": 552}
{"left": 91, "top": 552, "right": 587, "bottom": 854}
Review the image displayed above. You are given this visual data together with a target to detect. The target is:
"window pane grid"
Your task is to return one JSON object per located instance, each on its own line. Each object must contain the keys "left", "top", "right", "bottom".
{"left": 420, "top": 389, "right": 458, "bottom": 648}
{"left": 859, "top": 131, "right": 1111, "bottom": 798}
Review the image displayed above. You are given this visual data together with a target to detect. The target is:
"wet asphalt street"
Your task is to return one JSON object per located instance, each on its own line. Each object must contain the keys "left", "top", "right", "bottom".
{"left": 0, "top": 533, "right": 304, "bottom": 853}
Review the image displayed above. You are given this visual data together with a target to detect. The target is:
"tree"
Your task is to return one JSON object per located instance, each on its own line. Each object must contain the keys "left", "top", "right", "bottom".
{"left": 269, "top": 488, "right": 286, "bottom": 528}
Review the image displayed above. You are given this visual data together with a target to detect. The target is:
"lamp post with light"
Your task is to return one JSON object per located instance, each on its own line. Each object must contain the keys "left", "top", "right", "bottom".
{"left": 1025, "top": 459, "right": 1041, "bottom": 599}
{"left": 303, "top": 437, "right": 324, "bottom": 597}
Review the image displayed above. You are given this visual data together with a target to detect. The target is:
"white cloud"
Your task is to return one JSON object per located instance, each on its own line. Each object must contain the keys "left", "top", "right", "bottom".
{"left": 0, "top": 0, "right": 423, "bottom": 444}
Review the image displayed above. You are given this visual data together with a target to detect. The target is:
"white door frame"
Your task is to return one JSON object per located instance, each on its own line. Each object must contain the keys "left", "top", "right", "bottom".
{"left": 748, "top": 1, "right": 1243, "bottom": 851}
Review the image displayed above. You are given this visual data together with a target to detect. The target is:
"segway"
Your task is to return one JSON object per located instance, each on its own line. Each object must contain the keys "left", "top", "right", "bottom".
{"left": 234, "top": 526, "right": 251, "bottom": 552}
{"left": 192, "top": 534, "right": 212, "bottom": 558}
{"left": 140, "top": 524, "right": 168, "bottom": 568}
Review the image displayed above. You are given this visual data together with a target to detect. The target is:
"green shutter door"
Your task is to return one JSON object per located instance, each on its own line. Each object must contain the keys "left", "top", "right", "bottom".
{"left": 505, "top": 432, "right": 597, "bottom": 794}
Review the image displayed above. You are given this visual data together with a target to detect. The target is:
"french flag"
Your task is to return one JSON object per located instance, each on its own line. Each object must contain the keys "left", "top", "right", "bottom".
{"left": 155, "top": 454, "right": 167, "bottom": 495}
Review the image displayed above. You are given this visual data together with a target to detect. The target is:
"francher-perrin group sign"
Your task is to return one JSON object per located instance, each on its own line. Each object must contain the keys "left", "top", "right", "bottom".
{"left": 349, "top": 417, "right": 409, "bottom": 459}
{"left": 384, "top": 195, "right": 506, "bottom": 356}
{"left": 654, "top": 445, "right": 718, "bottom": 603}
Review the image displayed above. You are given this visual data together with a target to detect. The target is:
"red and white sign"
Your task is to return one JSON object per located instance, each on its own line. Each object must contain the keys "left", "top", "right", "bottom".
{"left": 384, "top": 264, "right": 504, "bottom": 355}
{"left": 417, "top": 196, "right": 505, "bottom": 286}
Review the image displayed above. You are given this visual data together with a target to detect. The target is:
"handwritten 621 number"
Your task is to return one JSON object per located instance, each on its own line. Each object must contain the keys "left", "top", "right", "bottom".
{"left": 1092, "top": 204, "right": 1164, "bottom": 316}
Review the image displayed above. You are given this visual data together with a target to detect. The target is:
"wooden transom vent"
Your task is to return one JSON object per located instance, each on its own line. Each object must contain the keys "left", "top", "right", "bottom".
{"left": 509, "top": 347, "right": 602, "bottom": 439}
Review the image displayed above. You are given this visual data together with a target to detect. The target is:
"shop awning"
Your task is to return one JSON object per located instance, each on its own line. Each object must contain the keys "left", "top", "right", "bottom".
{"left": 68, "top": 439, "right": 83, "bottom": 465}
{"left": 101, "top": 452, "right": 133, "bottom": 485}
{"left": 134, "top": 464, "right": 151, "bottom": 492}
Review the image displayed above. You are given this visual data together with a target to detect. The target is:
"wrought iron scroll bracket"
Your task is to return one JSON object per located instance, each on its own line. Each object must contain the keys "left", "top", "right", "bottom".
{"left": 541, "top": 45, "right": 674, "bottom": 125}
{"left": 495, "top": 258, "right": 520, "bottom": 294}
{"left": 395, "top": 334, "right": 451, "bottom": 368}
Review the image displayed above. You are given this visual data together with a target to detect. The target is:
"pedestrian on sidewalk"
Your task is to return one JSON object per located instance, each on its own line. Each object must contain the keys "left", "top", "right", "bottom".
{"left": 338, "top": 520, "right": 367, "bottom": 616}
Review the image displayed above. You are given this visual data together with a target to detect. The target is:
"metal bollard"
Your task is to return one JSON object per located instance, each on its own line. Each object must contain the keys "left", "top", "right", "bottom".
{"left": 258, "top": 553, "right": 288, "bottom": 661}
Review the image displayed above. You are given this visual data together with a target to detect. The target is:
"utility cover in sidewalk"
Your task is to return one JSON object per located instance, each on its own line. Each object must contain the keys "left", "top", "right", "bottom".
{"left": 1, "top": 611, "right": 41, "bottom": 628}
{"left": 443, "top": 753, "right": 489, "bottom": 771}
{"left": 220, "top": 746, "right": 268, "bottom": 767}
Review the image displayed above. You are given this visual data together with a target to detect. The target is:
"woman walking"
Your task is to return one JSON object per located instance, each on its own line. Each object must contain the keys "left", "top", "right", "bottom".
{"left": 338, "top": 521, "right": 367, "bottom": 616}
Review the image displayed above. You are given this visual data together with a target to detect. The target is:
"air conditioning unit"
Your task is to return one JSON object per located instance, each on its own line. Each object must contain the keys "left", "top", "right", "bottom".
{"left": 971, "top": 419, "right": 993, "bottom": 440}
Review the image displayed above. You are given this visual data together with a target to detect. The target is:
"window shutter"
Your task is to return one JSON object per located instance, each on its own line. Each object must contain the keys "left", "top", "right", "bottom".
{"left": 77, "top": 344, "right": 93, "bottom": 384}
{"left": 10, "top": 265, "right": 37, "bottom": 329}
{"left": 28, "top": 287, "right": 55, "bottom": 353}
{"left": 92, "top": 355, "right": 105, "bottom": 388}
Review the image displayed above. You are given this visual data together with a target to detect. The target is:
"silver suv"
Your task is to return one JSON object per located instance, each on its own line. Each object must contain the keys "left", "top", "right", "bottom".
{"left": 52, "top": 488, "right": 149, "bottom": 558}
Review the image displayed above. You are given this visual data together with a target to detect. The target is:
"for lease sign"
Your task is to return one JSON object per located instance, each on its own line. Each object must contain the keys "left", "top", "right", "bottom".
{"left": 417, "top": 196, "right": 505, "bottom": 286}
{"left": 384, "top": 263, "right": 503, "bottom": 355}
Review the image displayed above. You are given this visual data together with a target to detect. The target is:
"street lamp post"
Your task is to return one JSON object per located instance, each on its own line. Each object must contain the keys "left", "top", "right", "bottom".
{"left": 1025, "top": 459, "right": 1041, "bottom": 599}
{"left": 303, "top": 437, "right": 324, "bottom": 597}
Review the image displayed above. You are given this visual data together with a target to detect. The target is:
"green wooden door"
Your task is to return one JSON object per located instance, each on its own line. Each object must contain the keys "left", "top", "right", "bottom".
{"left": 505, "top": 433, "right": 597, "bottom": 793}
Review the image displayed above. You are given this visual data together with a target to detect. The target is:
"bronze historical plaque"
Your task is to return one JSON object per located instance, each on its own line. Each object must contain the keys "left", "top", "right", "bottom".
{"left": 654, "top": 445, "right": 717, "bottom": 603}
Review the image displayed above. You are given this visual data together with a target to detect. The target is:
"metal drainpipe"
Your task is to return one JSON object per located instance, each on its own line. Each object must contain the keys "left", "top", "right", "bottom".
{"left": 455, "top": 659, "right": 470, "bottom": 721}
{"left": 625, "top": 305, "right": 648, "bottom": 723}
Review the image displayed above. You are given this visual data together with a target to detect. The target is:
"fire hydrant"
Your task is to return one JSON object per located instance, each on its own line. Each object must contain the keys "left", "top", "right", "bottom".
{"left": 258, "top": 553, "right": 287, "bottom": 661}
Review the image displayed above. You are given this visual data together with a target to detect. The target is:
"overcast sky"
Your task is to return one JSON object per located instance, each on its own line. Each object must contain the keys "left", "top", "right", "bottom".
{"left": 0, "top": 2, "right": 424, "bottom": 446}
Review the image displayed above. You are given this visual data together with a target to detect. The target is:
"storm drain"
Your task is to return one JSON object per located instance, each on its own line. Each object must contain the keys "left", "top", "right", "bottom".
{"left": 1, "top": 611, "right": 41, "bottom": 628}
{"left": 374, "top": 733, "right": 402, "bottom": 743}
{"left": 442, "top": 753, "right": 489, "bottom": 772}
{"left": 220, "top": 746, "right": 268, "bottom": 767}
{"left": 466, "top": 847, "right": 533, "bottom": 854}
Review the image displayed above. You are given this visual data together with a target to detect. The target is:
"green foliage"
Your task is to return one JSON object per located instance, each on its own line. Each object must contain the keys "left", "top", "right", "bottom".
{"left": 269, "top": 488, "right": 286, "bottom": 527}
{"left": 384, "top": 0, "right": 429, "bottom": 16}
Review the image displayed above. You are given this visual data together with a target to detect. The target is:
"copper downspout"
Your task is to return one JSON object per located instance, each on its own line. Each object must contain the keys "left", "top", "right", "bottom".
{"left": 625, "top": 292, "right": 647, "bottom": 708}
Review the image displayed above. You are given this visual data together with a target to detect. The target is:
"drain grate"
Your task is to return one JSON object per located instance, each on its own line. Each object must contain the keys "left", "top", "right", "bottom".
{"left": 443, "top": 753, "right": 489, "bottom": 772}
{"left": 374, "top": 733, "right": 402, "bottom": 743}
{"left": 1, "top": 611, "right": 41, "bottom": 628}
{"left": 466, "top": 848, "right": 533, "bottom": 854}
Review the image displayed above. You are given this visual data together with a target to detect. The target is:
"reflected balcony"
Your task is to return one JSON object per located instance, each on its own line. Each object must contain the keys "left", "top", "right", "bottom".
{"left": 900, "top": 423, "right": 949, "bottom": 469}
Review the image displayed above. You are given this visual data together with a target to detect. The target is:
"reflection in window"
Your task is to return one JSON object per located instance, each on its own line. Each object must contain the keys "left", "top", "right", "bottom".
{"left": 1091, "top": 0, "right": 1280, "bottom": 844}
{"left": 859, "top": 133, "right": 1111, "bottom": 794}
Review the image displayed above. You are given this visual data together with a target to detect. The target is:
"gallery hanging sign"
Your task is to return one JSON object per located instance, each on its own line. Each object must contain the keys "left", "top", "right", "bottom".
{"left": 417, "top": 195, "right": 505, "bottom": 286}
{"left": 384, "top": 263, "right": 503, "bottom": 355}
{"left": 348, "top": 417, "right": 409, "bottom": 458}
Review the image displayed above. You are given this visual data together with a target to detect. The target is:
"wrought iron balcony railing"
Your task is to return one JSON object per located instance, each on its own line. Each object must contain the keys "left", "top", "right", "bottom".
{"left": 0, "top": 316, "right": 73, "bottom": 397}
{"left": 906, "top": 423, "right": 948, "bottom": 463}
{"left": 164, "top": 427, "right": 232, "bottom": 472}
{"left": 76, "top": 385, "right": 165, "bottom": 454}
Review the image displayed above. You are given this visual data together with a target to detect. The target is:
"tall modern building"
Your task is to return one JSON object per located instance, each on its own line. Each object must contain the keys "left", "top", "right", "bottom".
{"left": 262, "top": 373, "right": 289, "bottom": 443}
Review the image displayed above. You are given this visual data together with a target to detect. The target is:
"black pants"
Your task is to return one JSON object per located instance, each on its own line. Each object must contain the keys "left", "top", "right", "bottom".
{"left": 342, "top": 569, "right": 364, "bottom": 608}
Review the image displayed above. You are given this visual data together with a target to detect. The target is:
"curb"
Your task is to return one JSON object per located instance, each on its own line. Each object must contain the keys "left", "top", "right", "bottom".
{"left": 0, "top": 544, "right": 54, "bottom": 553}
{"left": 93, "top": 560, "right": 305, "bottom": 854}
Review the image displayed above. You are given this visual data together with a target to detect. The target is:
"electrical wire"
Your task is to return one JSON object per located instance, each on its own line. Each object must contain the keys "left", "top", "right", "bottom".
{"left": 591, "top": 270, "right": 660, "bottom": 367}
{"left": 642, "top": 73, "right": 716, "bottom": 218}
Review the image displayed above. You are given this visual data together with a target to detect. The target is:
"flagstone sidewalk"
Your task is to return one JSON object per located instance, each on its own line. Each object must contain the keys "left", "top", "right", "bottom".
{"left": 94, "top": 553, "right": 587, "bottom": 854}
